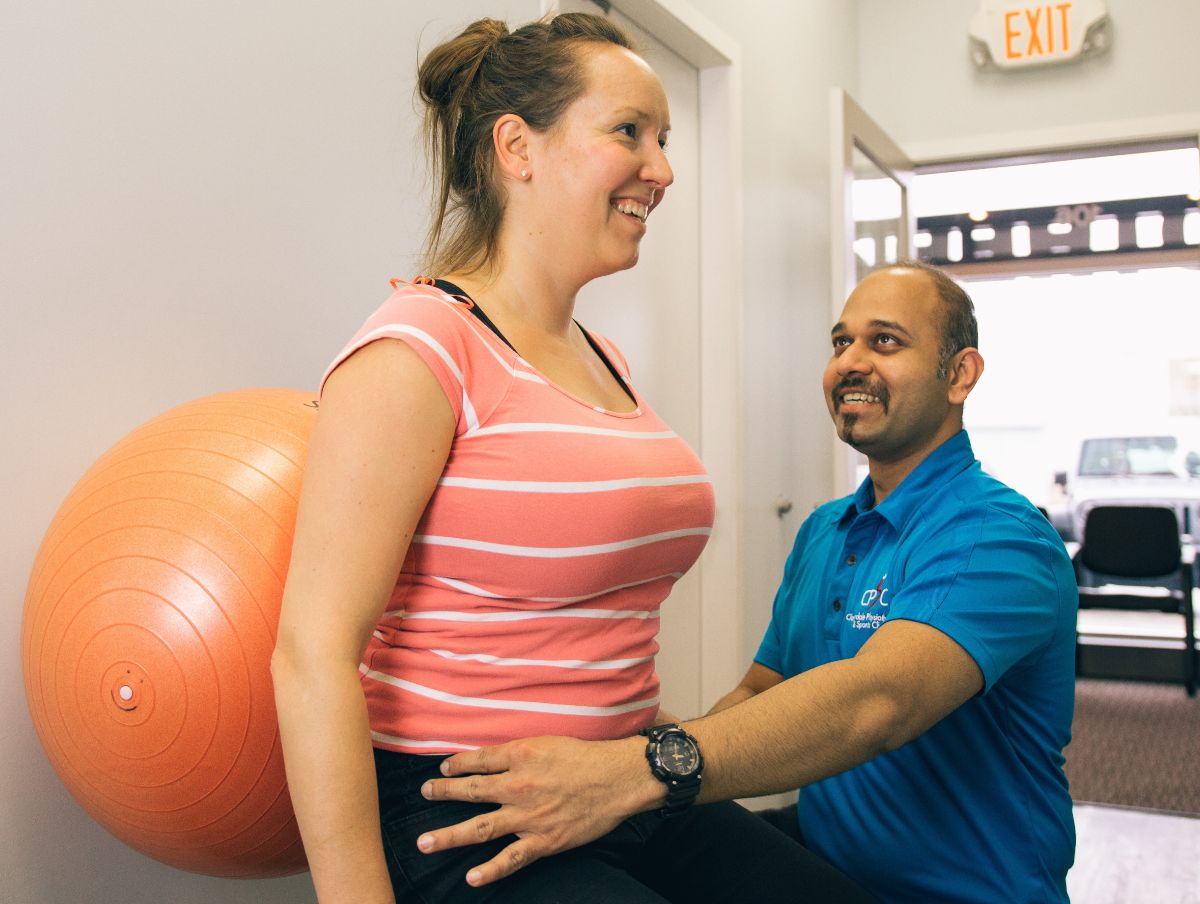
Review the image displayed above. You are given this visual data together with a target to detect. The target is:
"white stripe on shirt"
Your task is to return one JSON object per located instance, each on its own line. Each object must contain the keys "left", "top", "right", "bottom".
{"left": 413, "top": 527, "right": 711, "bottom": 559}
{"left": 464, "top": 422, "right": 677, "bottom": 440}
{"left": 426, "top": 648, "right": 653, "bottom": 670}
{"left": 394, "top": 607, "right": 661, "bottom": 623}
{"left": 423, "top": 572, "right": 683, "bottom": 604}
{"left": 437, "top": 474, "right": 711, "bottom": 493}
{"left": 360, "top": 666, "right": 659, "bottom": 717}
{"left": 369, "top": 730, "right": 478, "bottom": 751}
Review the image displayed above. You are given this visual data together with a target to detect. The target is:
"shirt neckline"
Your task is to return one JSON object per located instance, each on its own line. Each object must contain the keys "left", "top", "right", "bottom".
{"left": 427, "top": 279, "right": 643, "bottom": 419}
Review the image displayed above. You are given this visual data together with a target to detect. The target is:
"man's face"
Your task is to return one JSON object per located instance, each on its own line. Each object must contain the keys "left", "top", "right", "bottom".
{"left": 822, "top": 268, "right": 958, "bottom": 467}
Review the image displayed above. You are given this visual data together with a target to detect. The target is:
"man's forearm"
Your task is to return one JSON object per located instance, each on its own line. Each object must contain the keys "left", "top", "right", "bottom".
{"left": 706, "top": 684, "right": 757, "bottom": 716}
{"left": 686, "top": 656, "right": 899, "bottom": 803}
{"left": 686, "top": 620, "right": 983, "bottom": 803}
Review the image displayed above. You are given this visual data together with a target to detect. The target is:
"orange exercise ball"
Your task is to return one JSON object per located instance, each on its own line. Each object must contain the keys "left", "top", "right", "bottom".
{"left": 21, "top": 388, "right": 318, "bottom": 878}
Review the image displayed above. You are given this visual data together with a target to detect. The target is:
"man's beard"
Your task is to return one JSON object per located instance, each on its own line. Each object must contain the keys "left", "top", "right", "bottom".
{"left": 832, "top": 379, "right": 888, "bottom": 451}
{"left": 838, "top": 413, "right": 863, "bottom": 449}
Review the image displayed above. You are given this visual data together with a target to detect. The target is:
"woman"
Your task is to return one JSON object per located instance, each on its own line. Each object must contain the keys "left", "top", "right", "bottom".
{"left": 272, "top": 12, "right": 873, "bottom": 903}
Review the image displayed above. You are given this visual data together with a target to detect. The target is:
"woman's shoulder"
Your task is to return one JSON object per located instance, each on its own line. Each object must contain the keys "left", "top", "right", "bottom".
{"left": 320, "top": 279, "right": 513, "bottom": 407}
{"left": 363, "top": 279, "right": 478, "bottom": 335}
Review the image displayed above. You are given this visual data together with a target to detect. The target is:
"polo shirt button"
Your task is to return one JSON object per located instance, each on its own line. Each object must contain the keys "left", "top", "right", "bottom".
{"left": 846, "top": 554, "right": 857, "bottom": 565}
{"left": 832, "top": 599, "right": 842, "bottom": 611}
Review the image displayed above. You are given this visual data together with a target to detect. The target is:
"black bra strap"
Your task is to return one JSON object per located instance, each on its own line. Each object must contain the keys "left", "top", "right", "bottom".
{"left": 433, "top": 279, "right": 516, "bottom": 353}
{"left": 431, "top": 278, "right": 636, "bottom": 405}
{"left": 576, "top": 323, "right": 636, "bottom": 405}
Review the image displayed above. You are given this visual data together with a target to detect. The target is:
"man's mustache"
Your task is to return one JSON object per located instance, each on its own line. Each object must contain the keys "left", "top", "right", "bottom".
{"left": 831, "top": 378, "right": 889, "bottom": 413}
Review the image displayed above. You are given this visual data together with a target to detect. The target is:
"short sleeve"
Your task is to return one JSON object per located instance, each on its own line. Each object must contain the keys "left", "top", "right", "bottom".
{"left": 320, "top": 285, "right": 513, "bottom": 435}
{"left": 890, "top": 510, "right": 1073, "bottom": 691}
{"left": 754, "top": 513, "right": 820, "bottom": 674}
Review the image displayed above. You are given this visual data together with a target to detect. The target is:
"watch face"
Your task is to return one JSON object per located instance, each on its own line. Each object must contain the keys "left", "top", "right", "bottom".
{"left": 658, "top": 733, "right": 700, "bottom": 776}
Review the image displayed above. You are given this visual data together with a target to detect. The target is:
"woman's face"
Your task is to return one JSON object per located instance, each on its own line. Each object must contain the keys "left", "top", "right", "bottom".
{"left": 523, "top": 44, "right": 674, "bottom": 285}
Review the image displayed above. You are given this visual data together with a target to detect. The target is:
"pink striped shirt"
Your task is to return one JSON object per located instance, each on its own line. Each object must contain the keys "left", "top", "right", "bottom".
{"left": 321, "top": 282, "right": 715, "bottom": 753}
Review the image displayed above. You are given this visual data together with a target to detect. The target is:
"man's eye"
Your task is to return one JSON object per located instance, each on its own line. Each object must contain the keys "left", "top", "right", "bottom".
{"left": 875, "top": 334, "right": 896, "bottom": 346}
{"left": 832, "top": 336, "right": 851, "bottom": 349}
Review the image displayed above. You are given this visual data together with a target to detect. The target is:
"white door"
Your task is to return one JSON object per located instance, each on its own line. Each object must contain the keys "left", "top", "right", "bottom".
{"left": 559, "top": 0, "right": 704, "bottom": 717}
{"left": 830, "top": 89, "right": 917, "bottom": 495}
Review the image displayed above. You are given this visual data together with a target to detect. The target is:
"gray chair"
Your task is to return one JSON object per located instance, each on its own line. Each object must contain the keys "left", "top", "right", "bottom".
{"left": 1075, "top": 504, "right": 1196, "bottom": 696}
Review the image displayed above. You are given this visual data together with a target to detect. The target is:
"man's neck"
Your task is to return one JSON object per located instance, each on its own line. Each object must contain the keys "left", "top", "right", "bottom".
{"left": 865, "top": 425, "right": 962, "bottom": 506}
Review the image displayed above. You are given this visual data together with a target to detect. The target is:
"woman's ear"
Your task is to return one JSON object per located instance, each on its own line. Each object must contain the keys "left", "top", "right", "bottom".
{"left": 493, "top": 113, "right": 531, "bottom": 181}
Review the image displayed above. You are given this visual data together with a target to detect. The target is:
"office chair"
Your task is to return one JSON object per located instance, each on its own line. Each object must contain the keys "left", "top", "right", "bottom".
{"left": 1075, "top": 504, "right": 1196, "bottom": 697}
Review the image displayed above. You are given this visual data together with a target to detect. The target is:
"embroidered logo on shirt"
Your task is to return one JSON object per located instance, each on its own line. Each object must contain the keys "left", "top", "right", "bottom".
{"left": 847, "top": 573, "right": 890, "bottom": 630}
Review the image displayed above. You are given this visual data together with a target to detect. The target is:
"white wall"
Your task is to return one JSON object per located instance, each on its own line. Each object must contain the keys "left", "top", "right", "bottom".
{"left": 856, "top": 0, "right": 1200, "bottom": 149}
{"left": 2, "top": 2, "right": 536, "bottom": 901}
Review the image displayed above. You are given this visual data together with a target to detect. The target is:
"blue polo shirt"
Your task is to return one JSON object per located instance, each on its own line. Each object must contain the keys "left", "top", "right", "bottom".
{"left": 756, "top": 431, "right": 1076, "bottom": 904}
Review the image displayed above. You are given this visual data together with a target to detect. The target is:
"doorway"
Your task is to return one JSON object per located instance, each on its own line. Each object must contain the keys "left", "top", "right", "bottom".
{"left": 551, "top": 0, "right": 743, "bottom": 716}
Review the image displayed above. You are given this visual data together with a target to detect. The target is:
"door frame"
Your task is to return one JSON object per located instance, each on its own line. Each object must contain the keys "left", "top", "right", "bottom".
{"left": 905, "top": 114, "right": 1200, "bottom": 279}
{"left": 544, "top": 0, "right": 744, "bottom": 708}
{"left": 829, "top": 88, "right": 916, "bottom": 496}
{"left": 902, "top": 112, "right": 1200, "bottom": 166}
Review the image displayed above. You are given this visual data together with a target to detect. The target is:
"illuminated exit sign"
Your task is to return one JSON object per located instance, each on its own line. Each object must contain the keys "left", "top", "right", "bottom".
{"left": 969, "top": 0, "right": 1112, "bottom": 69}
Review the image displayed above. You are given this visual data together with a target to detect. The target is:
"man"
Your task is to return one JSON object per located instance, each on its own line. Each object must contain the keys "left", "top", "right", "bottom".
{"left": 418, "top": 262, "right": 1078, "bottom": 903}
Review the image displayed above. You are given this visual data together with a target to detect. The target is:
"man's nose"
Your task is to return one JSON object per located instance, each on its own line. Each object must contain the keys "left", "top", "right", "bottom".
{"left": 836, "top": 341, "right": 872, "bottom": 376}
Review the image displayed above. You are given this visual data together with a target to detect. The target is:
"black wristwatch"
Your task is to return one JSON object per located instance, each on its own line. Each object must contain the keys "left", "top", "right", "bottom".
{"left": 639, "top": 723, "right": 704, "bottom": 815}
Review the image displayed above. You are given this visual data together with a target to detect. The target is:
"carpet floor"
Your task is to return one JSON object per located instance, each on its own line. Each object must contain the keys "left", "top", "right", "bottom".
{"left": 1065, "top": 678, "right": 1200, "bottom": 815}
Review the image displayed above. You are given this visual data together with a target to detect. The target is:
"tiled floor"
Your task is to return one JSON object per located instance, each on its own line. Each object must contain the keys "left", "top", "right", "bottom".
{"left": 1069, "top": 803, "right": 1200, "bottom": 903}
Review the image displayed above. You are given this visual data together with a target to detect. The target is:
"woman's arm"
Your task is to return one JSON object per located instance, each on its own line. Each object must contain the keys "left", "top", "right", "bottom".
{"left": 271, "top": 339, "right": 456, "bottom": 904}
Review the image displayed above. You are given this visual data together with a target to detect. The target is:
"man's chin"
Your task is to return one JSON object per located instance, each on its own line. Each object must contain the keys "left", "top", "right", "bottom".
{"left": 836, "top": 414, "right": 860, "bottom": 445}
{"left": 838, "top": 421, "right": 876, "bottom": 456}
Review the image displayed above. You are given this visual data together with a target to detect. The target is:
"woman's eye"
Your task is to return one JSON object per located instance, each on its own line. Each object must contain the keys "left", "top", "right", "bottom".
{"left": 616, "top": 123, "right": 637, "bottom": 138}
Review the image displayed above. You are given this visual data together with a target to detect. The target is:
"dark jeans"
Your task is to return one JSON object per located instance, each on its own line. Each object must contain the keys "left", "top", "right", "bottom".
{"left": 757, "top": 803, "right": 806, "bottom": 843}
{"left": 375, "top": 748, "right": 876, "bottom": 903}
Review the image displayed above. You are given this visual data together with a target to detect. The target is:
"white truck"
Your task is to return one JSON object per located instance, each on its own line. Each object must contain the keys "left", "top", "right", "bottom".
{"left": 1055, "top": 431, "right": 1200, "bottom": 544}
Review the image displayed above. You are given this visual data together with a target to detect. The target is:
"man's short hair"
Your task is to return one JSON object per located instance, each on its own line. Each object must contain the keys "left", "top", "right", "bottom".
{"left": 882, "top": 260, "right": 978, "bottom": 379}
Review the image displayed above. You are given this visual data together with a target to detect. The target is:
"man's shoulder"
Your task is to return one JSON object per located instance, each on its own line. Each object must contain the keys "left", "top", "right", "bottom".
{"left": 915, "top": 466, "right": 1069, "bottom": 564}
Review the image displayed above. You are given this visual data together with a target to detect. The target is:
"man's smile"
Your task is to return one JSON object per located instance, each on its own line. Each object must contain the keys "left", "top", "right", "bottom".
{"left": 833, "top": 382, "right": 889, "bottom": 413}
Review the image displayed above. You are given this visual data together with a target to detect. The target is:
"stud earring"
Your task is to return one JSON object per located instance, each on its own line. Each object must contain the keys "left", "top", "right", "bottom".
{"left": 520, "top": 169, "right": 528, "bottom": 179}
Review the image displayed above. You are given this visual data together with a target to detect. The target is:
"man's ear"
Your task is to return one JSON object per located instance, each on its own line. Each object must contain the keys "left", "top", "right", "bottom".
{"left": 947, "top": 348, "right": 984, "bottom": 405}
{"left": 493, "top": 113, "right": 531, "bottom": 181}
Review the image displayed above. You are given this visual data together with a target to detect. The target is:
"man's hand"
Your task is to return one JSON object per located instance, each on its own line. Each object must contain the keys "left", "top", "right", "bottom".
{"left": 416, "top": 734, "right": 660, "bottom": 887}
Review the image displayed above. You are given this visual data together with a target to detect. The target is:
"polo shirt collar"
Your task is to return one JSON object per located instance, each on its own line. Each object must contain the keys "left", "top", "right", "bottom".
{"left": 841, "top": 430, "right": 977, "bottom": 530}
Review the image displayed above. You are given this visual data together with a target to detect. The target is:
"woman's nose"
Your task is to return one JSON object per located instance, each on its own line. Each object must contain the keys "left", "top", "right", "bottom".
{"left": 643, "top": 144, "right": 674, "bottom": 192}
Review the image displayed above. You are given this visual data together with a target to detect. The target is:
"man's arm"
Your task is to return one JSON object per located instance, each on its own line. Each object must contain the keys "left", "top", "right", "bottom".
{"left": 419, "top": 618, "right": 982, "bottom": 886}
{"left": 706, "top": 662, "right": 785, "bottom": 716}
{"left": 689, "top": 619, "right": 980, "bottom": 801}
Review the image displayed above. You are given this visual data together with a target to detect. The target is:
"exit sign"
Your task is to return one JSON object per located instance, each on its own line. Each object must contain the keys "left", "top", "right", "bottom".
{"left": 969, "top": 0, "right": 1112, "bottom": 69}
